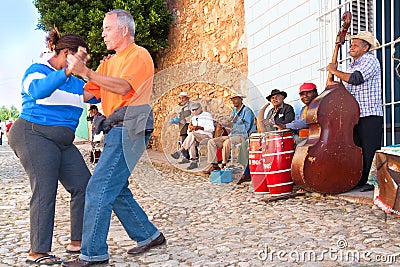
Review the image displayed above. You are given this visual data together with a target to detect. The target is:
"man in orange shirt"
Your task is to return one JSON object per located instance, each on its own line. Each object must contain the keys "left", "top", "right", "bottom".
{"left": 63, "top": 9, "right": 164, "bottom": 267}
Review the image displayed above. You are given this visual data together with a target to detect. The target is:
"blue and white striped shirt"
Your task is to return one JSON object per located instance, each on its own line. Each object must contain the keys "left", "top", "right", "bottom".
{"left": 345, "top": 52, "right": 383, "bottom": 117}
{"left": 19, "top": 58, "right": 85, "bottom": 131}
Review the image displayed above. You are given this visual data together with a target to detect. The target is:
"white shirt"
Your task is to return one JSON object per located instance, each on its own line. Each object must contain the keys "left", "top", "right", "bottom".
{"left": 190, "top": 111, "right": 214, "bottom": 138}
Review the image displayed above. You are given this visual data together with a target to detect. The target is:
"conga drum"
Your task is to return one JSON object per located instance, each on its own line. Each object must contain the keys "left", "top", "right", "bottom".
{"left": 249, "top": 133, "right": 268, "bottom": 193}
{"left": 262, "top": 130, "right": 294, "bottom": 196}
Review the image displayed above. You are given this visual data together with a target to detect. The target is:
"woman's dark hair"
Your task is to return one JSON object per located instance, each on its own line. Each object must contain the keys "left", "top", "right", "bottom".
{"left": 46, "top": 27, "right": 89, "bottom": 55}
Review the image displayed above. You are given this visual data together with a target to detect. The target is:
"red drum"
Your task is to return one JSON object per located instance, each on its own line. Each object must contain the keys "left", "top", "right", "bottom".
{"left": 249, "top": 133, "right": 268, "bottom": 193}
{"left": 262, "top": 130, "right": 294, "bottom": 196}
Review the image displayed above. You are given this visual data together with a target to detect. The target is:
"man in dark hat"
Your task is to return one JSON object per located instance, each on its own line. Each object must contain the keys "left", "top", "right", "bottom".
{"left": 276, "top": 82, "right": 319, "bottom": 144}
{"left": 257, "top": 89, "right": 295, "bottom": 132}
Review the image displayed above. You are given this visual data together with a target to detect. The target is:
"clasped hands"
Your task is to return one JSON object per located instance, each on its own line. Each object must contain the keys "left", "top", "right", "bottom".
{"left": 66, "top": 46, "right": 91, "bottom": 78}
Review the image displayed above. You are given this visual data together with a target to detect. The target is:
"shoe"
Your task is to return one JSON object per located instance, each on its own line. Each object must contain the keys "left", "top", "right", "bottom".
{"left": 61, "top": 258, "right": 109, "bottom": 266}
{"left": 202, "top": 165, "right": 221, "bottom": 174}
{"left": 66, "top": 249, "right": 80, "bottom": 254}
{"left": 237, "top": 174, "right": 251, "bottom": 184}
{"left": 127, "top": 233, "right": 166, "bottom": 255}
{"left": 187, "top": 161, "right": 199, "bottom": 170}
{"left": 178, "top": 158, "right": 190, "bottom": 164}
{"left": 360, "top": 184, "right": 374, "bottom": 192}
{"left": 170, "top": 151, "right": 181, "bottom": 159}
{"left": 26, "top": 254, "right": 62, "bottom": 265}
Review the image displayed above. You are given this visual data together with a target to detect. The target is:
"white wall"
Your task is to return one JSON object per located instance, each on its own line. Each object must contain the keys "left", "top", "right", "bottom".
{"left": 244, "top": 0, "right": 321, "bottom": 115}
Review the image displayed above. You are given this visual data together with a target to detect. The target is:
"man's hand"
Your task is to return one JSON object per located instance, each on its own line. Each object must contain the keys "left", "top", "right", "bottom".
{"left": 67, "top": 53, "right": 91, "bottom": 79}
{"left": 100, "top": 54, "right": 114, "bottom": 64}
{"left": 326, "top": 62, "right": 338, "bottom": 73}
{"left": 76, "top": 46, "right": 90, "bottom": 64}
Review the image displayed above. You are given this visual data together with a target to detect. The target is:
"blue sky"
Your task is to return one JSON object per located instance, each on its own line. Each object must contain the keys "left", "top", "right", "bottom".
{"left": 0, "top": 1, "right": 46, "bottom": 110}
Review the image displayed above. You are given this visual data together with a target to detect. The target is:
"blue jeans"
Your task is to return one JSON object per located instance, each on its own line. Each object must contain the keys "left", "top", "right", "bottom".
{"left": 80, "top": 126, "right": 159, "bottom": 262}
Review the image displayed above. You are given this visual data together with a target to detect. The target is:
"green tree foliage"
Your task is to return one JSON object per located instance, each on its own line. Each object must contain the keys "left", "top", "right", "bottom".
{"left": 0, "top": 105, "right": 20, "bottom": 120}
{"left": 33, "top": 0, "right": 173, "bottom": 69}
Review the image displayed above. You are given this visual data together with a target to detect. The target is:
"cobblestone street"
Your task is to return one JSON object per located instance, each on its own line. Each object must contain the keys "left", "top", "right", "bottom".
{"left": 1, "top": 142, "right": 399, "bottom": 267}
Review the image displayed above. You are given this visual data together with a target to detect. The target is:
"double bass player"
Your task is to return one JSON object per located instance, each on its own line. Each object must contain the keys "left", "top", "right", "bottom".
{"left": 326, "top": 31, "right": 382, "bottom": 192}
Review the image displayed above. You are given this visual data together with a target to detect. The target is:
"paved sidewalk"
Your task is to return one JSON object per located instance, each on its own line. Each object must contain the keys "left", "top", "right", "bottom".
{"left": 1, "top": 142, "right": 399, "bottom": 267}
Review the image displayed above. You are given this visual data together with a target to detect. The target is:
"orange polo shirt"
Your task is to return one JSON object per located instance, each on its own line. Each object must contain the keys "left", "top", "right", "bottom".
{"left": 298, "top": 106, "right": 309, "bottom": 137}
{"left": 85, "top": 43, "right": 154, "bottom": 117}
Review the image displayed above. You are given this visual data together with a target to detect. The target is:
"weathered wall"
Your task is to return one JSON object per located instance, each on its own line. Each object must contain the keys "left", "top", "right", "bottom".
{"left": 150, "top": 0, "right": 248, "bottom": 152}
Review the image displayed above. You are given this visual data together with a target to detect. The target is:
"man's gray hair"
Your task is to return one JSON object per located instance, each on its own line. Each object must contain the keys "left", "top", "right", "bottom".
{"left": 361, "top": 40, "right": 371, "bottom": 51}
{"left": 106, "top": 9, "right": 136, "bottom": 37}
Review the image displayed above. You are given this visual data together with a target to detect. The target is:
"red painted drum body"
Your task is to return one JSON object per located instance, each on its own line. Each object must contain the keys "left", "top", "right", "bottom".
{"left": 249, "top": 133, "right": 268, "bottom": 193}
{"left": 262, "top": 130, "right": 294, "bottom": 196}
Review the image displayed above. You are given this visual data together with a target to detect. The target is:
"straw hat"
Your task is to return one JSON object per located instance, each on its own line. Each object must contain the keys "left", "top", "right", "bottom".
{"left": 230, "top": 92, "right": 246, "bottom": 99}
{"left": 348, "top": 31, "right": 380, "bottom": 50}
{"left": 179, "top": 92, "right": 189, "bottom": 97}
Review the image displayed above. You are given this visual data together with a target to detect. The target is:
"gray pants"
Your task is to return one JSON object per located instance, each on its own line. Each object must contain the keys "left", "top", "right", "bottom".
{"left": 8, "top": 118, "right": 91, "bottom": 253}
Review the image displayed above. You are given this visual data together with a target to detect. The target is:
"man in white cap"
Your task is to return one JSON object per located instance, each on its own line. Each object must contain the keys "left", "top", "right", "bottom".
{"left": 203, "top": 93, "right": 255, "bottom": 174}
{"left": 171, "top": 92, "right": 194, "bottom": 159}
{"left": 171, "top": 102, "right": 214, "bottom": 169}
{"left": 326, "top": 31, "right": 382, "bottom": 192}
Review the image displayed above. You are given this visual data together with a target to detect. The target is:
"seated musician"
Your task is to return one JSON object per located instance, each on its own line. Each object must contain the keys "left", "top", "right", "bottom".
{"left": 171, "top": 102, "right": 214, "bottom": 170}
{"left": 203, "top": 93, "right": 255, "bottom": 174}
{"left": 257, "top": 89, "right": 295, "bottom": 132}
{"left": 237, "top": 89, "right": 295, "bottom": 184}
{"left": 276, "top": 82, "right": 319, "bottom": 145}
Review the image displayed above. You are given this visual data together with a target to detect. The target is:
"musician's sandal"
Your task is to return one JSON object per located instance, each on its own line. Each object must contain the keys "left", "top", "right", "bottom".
{"left": 26, "top": 254, "right": 63, "bottom": 265}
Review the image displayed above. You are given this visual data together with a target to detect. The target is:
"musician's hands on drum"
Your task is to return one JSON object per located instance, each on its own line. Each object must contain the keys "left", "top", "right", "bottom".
{"left": 275, "top": 123, "right": 286, "bottom": 130}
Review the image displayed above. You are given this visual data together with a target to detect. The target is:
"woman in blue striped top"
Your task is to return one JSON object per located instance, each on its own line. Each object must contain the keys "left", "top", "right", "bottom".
{"left": 8, "top": 28, "right": 91, "bottom": 265}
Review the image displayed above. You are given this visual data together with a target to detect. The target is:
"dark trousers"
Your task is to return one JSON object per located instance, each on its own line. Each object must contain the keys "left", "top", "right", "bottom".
{"left": 8, "top": 118, "right": 91, "bottom": 253}
{"left": 353, "top": 116, "right": 383, "bottom": 186}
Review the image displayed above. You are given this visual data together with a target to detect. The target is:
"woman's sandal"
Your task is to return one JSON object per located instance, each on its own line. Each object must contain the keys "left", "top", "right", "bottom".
{"left": 26, "top": 254, "right": 63, "bottom": 265}
{"left": 66, "top": 244, "right": 81, "bottom": 254}
{"left": 65, "top": 249, "right": 80, "bottom": 254}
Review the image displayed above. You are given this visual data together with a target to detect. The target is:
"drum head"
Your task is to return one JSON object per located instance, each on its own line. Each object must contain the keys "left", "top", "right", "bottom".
{"left": 250, "top": 133, "right": 265, "bottom": 138}
{"left": 267, "top": 129, "right": 292, "bottom": 134}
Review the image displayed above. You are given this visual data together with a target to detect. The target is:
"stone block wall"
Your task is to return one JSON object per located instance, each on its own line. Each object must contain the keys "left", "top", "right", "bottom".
{"left": 150, "top": 0, "right": 248, "bottom": 152}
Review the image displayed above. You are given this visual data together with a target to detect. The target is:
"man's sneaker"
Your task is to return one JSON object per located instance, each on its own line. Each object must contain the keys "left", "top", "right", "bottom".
{"left": 170, "top": 151, "right": 181, "bottom": 159}
{"left": 187, "top": 160, "right": 199, "bottom": 170}
{"left": 178, "top": 158, "right": 190, "bottom": 164}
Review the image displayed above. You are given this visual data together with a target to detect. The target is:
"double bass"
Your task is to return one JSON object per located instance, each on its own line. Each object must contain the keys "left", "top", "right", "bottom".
{"left": 291, "top": 11, "right": 363, "bottom": 194}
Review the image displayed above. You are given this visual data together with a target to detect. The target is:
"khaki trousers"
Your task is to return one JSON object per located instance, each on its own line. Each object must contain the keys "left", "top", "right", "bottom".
{"left": 207, "top": 135, "right": 245, "bottom": 164}
{"left": 181, "top": 131, "right": 210, "bottom": 159}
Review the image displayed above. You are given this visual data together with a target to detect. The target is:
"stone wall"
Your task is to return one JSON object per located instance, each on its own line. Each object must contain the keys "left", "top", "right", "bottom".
{"left": 150, "top": 0, "right": 248, "bottom": 152}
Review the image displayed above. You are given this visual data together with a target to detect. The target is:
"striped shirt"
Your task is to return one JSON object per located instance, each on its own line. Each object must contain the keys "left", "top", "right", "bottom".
{"left": 345, "top": 52, "right": 383, "bottom": 117}
{"left": 19, "top": 58, "right": 85, "bottom": 131}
